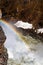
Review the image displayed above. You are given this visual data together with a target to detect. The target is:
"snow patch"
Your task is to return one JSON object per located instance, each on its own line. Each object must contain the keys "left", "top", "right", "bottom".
{"left": 37, "top": 28, "right": 43, "bottom": 33}
{"left": 14, "top": 21, "right": 32, "bottom": 29}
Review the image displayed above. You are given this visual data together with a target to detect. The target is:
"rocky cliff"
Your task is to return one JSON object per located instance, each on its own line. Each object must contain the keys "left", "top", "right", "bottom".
{"left": 0, "top": 26, "right": 8, "bottom": 65}
{"left": 0, "top": 0, "right": 43, "bottom": 29}
{"left": 0, "top": 0, "right": 43, "bottom": 42}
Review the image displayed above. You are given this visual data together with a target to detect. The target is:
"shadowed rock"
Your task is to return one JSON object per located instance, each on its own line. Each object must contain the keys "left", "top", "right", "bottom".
{"left": 0, "top": 26, "right": 8, "bottom": 65}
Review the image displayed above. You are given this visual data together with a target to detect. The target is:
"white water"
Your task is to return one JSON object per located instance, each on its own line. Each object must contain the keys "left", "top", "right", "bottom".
{"left": 0, "top": 21, "right": 43, "bottom": 65}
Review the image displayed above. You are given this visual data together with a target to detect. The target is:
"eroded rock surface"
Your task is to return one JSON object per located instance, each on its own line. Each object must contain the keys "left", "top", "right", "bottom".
{"left": 0, "top": 26, "right": 8, "bottom": 65}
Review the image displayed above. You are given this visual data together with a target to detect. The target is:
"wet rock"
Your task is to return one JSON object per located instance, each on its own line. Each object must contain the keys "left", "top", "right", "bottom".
{"left": 0, "top": 26, "right": 8, "bottom": 65}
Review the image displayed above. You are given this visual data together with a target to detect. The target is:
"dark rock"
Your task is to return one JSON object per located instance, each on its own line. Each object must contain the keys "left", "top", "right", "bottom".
{"left": 0, "top": 26, "right": 8, "bottom": 65}
{"left": 15, "top": 27, "right": 43, "bottom": 42}
{"left": 0, "top": 0, "right": 43, "bottom": 29}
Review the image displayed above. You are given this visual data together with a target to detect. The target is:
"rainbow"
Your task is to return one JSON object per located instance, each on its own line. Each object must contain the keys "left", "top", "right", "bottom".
{"left": 0, "top": 19, "right": 24, "bottom": 41}
{"left": 1, "top": 19, "right": 42, "bottom": 45}
{"left": 0, "top": 19, "right": 21, "bottom": 34}
{"left": 0, "top": 19, "right": 29, "bottom": 45}
{"left": 0, "top": 19, "right": 42, "bottom": 50}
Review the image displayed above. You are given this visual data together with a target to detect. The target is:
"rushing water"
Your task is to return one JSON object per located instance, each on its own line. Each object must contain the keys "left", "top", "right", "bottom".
{"left": 0, "top": 21, "right": 43, "bottom": 65}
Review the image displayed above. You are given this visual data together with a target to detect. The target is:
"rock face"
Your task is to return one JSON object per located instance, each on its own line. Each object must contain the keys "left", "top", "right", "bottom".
{"left": 0, "top": 26, "right": 8, "bottom": 65}
{"left": 14, "top": 27, "right": 43, "bottom": 42}
{"left": 0, "top": 0, "right": 43, "bottom": 42}
{"left": 0, "top": 0, "right": 43, "bottom": 29}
